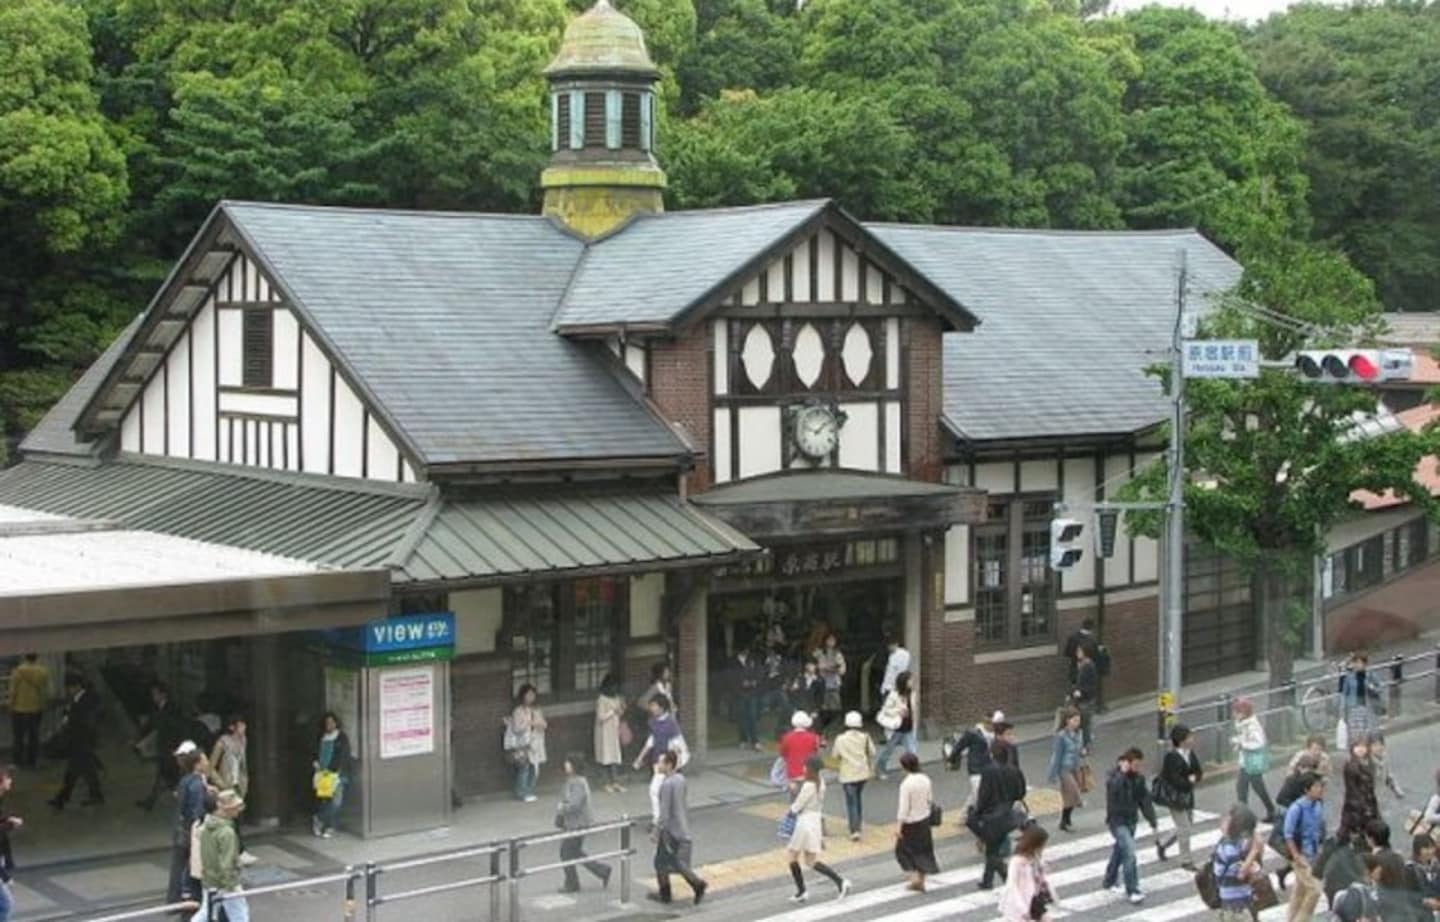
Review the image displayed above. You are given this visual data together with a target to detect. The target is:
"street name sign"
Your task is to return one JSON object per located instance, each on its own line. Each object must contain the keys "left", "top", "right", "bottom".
{"left": 1183, "top": 339, "right": 1260, "bottom": 379}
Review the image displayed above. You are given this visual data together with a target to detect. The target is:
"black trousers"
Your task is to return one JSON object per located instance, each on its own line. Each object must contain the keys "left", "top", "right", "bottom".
{"left": 560, "top": 834, "right": 609, "bottom": 889}
{"left": 56, "top": 750, "right": 103, "bottom": 804}
{"left": 167, "top": 843, "right": 198, "bottom": 903}
{"left": 10, "top": 712, "right": 40, "bottom": 768}
{"left": 654, "top": 834, "right": 704, "bottom": 897}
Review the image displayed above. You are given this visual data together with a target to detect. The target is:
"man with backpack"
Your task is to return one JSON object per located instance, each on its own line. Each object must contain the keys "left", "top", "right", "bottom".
{"left": 1282, "top": 771, "right": 1328, "bottom": 922}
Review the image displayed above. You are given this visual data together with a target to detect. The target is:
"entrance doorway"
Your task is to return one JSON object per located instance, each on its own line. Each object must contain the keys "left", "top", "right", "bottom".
{"left": 706, "top": 576, "right": 902, "bottom": 746}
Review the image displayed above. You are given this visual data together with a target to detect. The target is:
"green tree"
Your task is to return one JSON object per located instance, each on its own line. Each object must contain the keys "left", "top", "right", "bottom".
{"left": 665, "top": 86, "right": 933, "bottom": 219}
{"left": 1248, "top": 3, "right": 1440, "bottom": 311}
{"left": 1109, "top": 7, "right": 1310, "bottom": 248}
{"left": 1126, "top": 237, "right": 1440, "bottom": 684}
{"left": 0, "top": 0, "right": 130, "bottom": 459}
{"left": 677, "top": 0, "right": 800, "bottom": 113}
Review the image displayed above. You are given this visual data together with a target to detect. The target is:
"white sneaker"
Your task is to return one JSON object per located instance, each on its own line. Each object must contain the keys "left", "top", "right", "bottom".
{"left": 789, "top": 892, "right": 809, "bottom": 903}
{"left": 837, "top": 880, "right": 852, "bottom": 901}
{"left": 848, "top": 832, "right": 861, "bottom": 842}
{"left": 321, "top": 829, "right": 335, "bottom": 839}
{"left": 523, "top": 795, "right": 538, "bottom": 803}
{"left": 238, "top": 851, "right": 259, "bottom": 867}
{"left": 1108, "top": 885, "right": 1125, "bottom": 895}
{"left": 1128, "top": 891, "right": 1145, "bottom": 904}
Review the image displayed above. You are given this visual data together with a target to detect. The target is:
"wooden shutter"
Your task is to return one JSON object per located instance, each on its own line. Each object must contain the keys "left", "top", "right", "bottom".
{"left": 557, "top": 93, "right": 571, "bottom": 150}
{"left": 584, "top": 91, "right": 606, "bottom": 147}
{"left": 622, "top": 93, "right": 641, "bottom": 148}
{"left": 242, "top": 309, "right": 274, "bottom": 389}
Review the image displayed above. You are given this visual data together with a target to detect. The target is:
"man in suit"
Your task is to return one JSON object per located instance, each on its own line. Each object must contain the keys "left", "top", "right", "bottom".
{"left": 648, "top": 750, "right": 708, "bottom": 906}
{"left": 48, "top": 672, "right": 103, "bottom": 810}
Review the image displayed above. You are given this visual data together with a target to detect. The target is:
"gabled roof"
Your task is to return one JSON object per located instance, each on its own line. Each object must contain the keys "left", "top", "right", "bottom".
{"left": 21, "top": 313, "right": 142, "bottom": 457}
{"left": 552, "top": 199, "right": 979, "bottom": 334}
{"left": 869, "top": 224, "right": 1243, "bottom": 444}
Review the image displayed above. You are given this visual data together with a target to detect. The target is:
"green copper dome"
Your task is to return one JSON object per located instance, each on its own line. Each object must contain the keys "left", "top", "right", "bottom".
{"left": 545, "top": 0, "right": 659, "bottom": 79}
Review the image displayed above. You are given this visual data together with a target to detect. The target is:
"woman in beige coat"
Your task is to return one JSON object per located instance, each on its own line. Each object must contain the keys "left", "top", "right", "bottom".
{"left": 593, "top": 674, "right": 626, "bottom": 793}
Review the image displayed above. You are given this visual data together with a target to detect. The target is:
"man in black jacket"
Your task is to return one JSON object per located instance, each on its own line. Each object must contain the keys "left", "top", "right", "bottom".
{"left": 944, "top": 710, "right": 1005, "bottom": 813}
{"left": 48, "top": 672, "right": 103, "bottom": 810}
{"left": 1103, "top": 747, "right": 1159, "bottom": 903}
{"left": 971, "top": 737, "right": 1027, "bottom": 890}
{"left": 1071, "top": 646, "right": 1100, "bottom": 749}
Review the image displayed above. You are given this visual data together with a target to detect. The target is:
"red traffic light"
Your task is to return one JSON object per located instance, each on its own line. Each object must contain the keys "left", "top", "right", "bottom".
{"left": 1348, "top": 354, "right": 1379, "bottom": 380}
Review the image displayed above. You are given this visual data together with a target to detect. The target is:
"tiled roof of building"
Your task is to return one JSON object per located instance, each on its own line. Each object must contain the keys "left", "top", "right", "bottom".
{"left": 223, "top": 203, "right": 692, "bottom": 467}
{"left": 868, "top": 223, "right": 1243, "bottom": 443}
{"left": 552, "top": 200, "right": 829, "bottom": 331}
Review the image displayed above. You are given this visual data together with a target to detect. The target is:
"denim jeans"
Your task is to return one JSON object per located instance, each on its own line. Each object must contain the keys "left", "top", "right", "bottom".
{"left": 191, "top": 889, "right": 250, "bottom": 922}
{"left": 875, "top": 730, "right": 916, "bottom": 775}
{"left": 512, "top": 761, "right": 538, "bottom": 800}
{"left": 1104, "top": 823, "right": 1140, "bottom": 895}
{"left": 0, "top": 880, "right": 13, "bottom": 922}
{"left": 317, "top": 779, "right": 347, "bottom": 831}
{"left": 842, "top": 781, "right": 866, "bottom": 834}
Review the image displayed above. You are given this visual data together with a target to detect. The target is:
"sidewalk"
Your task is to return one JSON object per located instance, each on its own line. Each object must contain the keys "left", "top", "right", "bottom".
{"left": 18, "top": 630, "right": 1440, "bottom": 920}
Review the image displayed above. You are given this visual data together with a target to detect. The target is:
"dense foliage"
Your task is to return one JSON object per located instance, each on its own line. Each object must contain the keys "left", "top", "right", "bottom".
{"left": 2, "top": 0, "right": 1437, "bottom": 468}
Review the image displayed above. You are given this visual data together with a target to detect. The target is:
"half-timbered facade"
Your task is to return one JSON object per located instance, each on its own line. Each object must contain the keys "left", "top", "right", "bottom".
{"left": 4, "top": 0, "right": 1252, "bottom": 823}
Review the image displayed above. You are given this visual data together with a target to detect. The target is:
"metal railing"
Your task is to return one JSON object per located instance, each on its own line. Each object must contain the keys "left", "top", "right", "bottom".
{"left": 80, "top": 817, "right": 637, "bottom": 922}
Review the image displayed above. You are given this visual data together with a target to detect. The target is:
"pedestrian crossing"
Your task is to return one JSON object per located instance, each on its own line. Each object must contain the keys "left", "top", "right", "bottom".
{"left": 746, "top": 810, "right": 1289, "bottom": 922}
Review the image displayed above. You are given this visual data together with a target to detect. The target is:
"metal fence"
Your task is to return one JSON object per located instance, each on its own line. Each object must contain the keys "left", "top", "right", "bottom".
{"left": 80, "top": 817, "right": 637, "bottom": 922}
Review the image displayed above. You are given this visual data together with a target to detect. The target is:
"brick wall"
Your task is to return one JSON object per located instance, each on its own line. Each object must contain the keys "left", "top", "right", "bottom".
{"left": 649, "top": 324, "right": 712, "bottom": 493}
{"left": 451, "top": 654, "right": 515, "bottom": 796}
{"left": 921, "top": 591, "right": 1159, "bottom": 731}
{"left": 906, "top": 318, "right": 944, "bottom": 483}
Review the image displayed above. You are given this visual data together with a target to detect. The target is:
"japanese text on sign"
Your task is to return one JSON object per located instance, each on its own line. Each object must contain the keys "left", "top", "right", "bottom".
{"left": 1182, "top": 339, "right": 1260, "bottom": 379}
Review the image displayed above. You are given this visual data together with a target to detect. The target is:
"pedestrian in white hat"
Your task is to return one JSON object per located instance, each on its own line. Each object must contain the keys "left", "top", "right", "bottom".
{"left": 779, "top": 711, "right": 821, "bottom": 794}
{"left": 830, "top": 711, "right": 876, "bottom": 840}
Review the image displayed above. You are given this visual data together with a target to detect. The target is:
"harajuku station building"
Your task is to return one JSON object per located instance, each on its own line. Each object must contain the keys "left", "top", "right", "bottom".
{"left": 0, "top": 0, "right": 1243, "bottom": 834}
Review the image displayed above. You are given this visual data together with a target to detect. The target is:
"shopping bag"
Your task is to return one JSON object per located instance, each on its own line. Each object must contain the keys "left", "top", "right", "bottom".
{"left": 1077, "top": 762, "right": 1095, "bottom": 793}
{"left": 313, "top": 770, "right": 340, "bottom": 799}
{"left": 778, "top": 811, "right": 797, "bottom": 840}
{"left": 1335, "top": 717, "right": 1348, "bottom": 755}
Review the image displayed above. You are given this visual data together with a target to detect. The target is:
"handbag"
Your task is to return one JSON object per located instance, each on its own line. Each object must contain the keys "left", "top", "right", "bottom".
{"left": 1335, "top": 717, "right": 1349, "bottom": 755}
{"left": 618, "top": 719, "right": 634, "bottom": 748}
{"left": 929, "top": 803, "right": 943, "bottom": 827}
{"left": 1150, "top": 775, "right": 1175, "bottom": 809}
{"left": 1250, "top": 873, "right": 1280, "bottom": 911}
{"left": 313, "top": 769, "right": 340, "bottom": 799}
{"left": 1076, "top": 762, "right": 1095, "bottom": 793}
{"left": 554, "top": 812, "right": 566, "bottom": 830}
{"left": 778, "top": 811, "right": 797, "bottom": 839}
{"left": 1241, "top": 748, "right": 1269, "bottom": 776}
{"left": 769, "top": 757, "right": 789, "bottom": 789}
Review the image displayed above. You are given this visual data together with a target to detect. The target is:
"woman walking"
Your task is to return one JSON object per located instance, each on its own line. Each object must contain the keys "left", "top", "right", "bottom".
{"left": 894, "top": 752, "right": 939, "bottom": 892}
{"left": 1339, "top": 736, "right": 1379, "bottom": 842}
{"left": 1338, "top": 653, "right": 1377, "bottom": 745}
{"left": 556, "top": 754, "right": 611, "bottom": 892}
{"left": 875, "top": 671, "right": 917, "bottom": 781}
{"left": 312, "top": 712, "right": 352, "bottom": 838}
{"left": 831, "top": 711, "right": 875, "bottom": 841}
{"left": 1212, "top": 804, "right": 1263, "bottom": 922}
{"left": 507, "top": 684, "right": 548, "bottom": 803}
{"left": 814, "top": 634, "right": 847, "bottom": 738}
{"left": 1047, "top": 709, "right": 1084, "bottom": 832}
{"left": 784, "top": 756, "right": 851, "bottom": 903}
{"left": 633, "top": 694, "right": 685, "bottom": 820}
{"left": 1157, "top": 724, "right": 1203, "bottom": 870}
{"left": 593, "top": 675, "right": 626, "bottom": 793}
{"left": 1231, "top": 698, "right": 1278, "bottom": 822}
{"left": 999, "top": 824, "right": 1055, "bottom": 922}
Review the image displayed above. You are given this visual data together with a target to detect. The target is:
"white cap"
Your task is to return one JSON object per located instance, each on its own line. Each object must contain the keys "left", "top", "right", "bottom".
{"left": 991, "top": 710, "right": 1006, "bottom": 724}
{"left": 791, "top": 711, "right": 813, "bottom": 730}
{"left": 173, "top": 740, "right": 198, "bottom": 757}
{"left": 844, "top": 711, "right": 863, "bottom": 729}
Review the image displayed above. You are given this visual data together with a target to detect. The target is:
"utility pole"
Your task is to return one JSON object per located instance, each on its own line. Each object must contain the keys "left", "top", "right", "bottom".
{"left": 1160, "top": 253, "right": 1187, "bottom": 740}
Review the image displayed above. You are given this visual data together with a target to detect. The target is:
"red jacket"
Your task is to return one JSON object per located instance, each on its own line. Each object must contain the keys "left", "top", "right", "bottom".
{"left": 779, "top": 729, "right": 820, "bottom": 780}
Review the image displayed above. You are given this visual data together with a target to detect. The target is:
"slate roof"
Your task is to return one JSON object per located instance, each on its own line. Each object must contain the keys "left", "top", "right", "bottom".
{"left": 552, "top": 200, "right": 829, "bottom": 331}
{"left": 868, "top": 224, "right": 1243, "bottom": 443}
{"left": 223, "top": 203, "right": 689, "bottom": 467}
{"left": 20, "top": 314, "right": 142, "bottom": 457}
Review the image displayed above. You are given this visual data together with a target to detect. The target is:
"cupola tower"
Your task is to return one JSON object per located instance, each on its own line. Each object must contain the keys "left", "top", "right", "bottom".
{"left": 540, "top": 0, "right": 666, "bottom": 238}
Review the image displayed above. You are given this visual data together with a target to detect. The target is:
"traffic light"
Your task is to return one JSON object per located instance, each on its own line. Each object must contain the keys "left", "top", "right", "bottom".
{"left": 1294, "top": 348, "right": 1413, "bottom": 383}
{"left": 1096, "top": 510, "right": 1120, "bottom": 560}
{"left": 1050, "top": 518, "right": 1085, "bottom": 570}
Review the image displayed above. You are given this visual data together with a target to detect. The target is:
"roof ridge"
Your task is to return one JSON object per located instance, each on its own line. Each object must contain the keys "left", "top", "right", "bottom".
{"left": 650, "top": 198, "right": 832, "bottom": 219}
{"left": 220, "top": 200, "right": 554, "bottom": 222}
{"left": 113, "top": 452, "right": 434, "bottom": 501}
{"left": 867, "top": 221, "right": 1204, "bottom": 238}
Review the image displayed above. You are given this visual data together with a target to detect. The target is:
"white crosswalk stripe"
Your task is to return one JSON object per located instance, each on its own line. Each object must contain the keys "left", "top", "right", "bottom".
{"left": 749, "top": 811, "right": 1219, "bottom": 922}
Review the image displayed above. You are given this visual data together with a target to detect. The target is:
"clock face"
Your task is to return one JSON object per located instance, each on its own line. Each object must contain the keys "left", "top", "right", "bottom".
{"left": 794, "top": 405, "right": 840, "bottom": 460}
